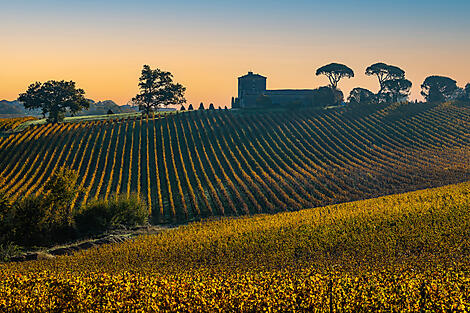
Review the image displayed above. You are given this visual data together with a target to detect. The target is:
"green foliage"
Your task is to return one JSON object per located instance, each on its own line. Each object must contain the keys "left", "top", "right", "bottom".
{"left": 1, "top": 168, "right": 146, "bottom": 245}
{"left": 0, "top": 242, "right": 21, "bottom": 262}
{"left": 348, "top": 87, "right": 377, "bottom": 104}
{"left": 421, "top": 76, "right": 458, "bottom": 103}
{"left": 75, "top": 194, "right": 148, "bottom": 235}
{"left": 0, "top": 168, "right": 81, "bottom": 247}
{"left": 0, "top": 103, "right": 469, "bottom": 228}
{"left": 198, "top": 102, "right": 205, "bottom": 110}
{"left": 132, "top": 65, "right": 186, "bottom": 115}
{"left": 0, "top": 190, "right": 12, "bottom": 244}
{"left": 311, "top": 86, "right": 344, "bottom": 106}
{"left": 382, "top": 78, "right": 412, "bottom": 102}
{"left": 7, "top": 195, "right": 52, "bottom": 246}
{"left": 365, "top": 63, "right": 405, "bottom": 93}
{"left": 18, "top": 80, "right": 90, "bottom": 123}
{"left": 43, "top": 167, "right": 82, "bottom": 227}
{"left": 315, "top": 63, "right": 354, "bottom": 89}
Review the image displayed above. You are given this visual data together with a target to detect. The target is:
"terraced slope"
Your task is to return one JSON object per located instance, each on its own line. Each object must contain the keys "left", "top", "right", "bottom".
{"left": 0, "top": 102, "right": 469, "bottom": 223}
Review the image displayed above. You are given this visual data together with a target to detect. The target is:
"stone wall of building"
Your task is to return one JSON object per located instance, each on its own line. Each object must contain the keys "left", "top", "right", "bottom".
{"left": 235, "top": 72, "right": 314, "bottom": 108}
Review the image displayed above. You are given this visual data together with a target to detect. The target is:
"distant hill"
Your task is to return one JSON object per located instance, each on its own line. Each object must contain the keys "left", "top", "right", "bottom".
{"left": 0, "top": 99, "right": 137, "bottom": 117}
{"left": 0, "top": 100, "right": 41, "bottom": 116}
{"left": 69, "top": 100, "right": 136, "bottom": 116}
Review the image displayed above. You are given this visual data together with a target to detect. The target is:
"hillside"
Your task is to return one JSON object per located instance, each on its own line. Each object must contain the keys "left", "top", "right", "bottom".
{"left": 70, "top": 100, "right": 137, "bottom": 116}
{"left": 0, "top": 102, "right": 469, "bottom": 224}
{"left": 1, "top": 181, "right": 469, "bottom": 311}
{"left": 0, "top": 99, "right": 135, "bottom": 117}
{"left": 0, "top": 100, "right": 41, "bottom": 116}
{"left": 0, "top": 116, "right": 36, "bottom": 132}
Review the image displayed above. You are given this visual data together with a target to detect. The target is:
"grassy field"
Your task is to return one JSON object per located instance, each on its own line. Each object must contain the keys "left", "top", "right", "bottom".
{"left": 0, "top": 102, "right": 468, "bottom": 224}
{"left": 1, "top": 181, "right": 469, "bottom": 311}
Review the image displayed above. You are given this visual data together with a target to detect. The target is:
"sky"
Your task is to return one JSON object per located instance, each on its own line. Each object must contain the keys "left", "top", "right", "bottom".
{"left": 1, "top": 0, "right": 469, "bottom": 107}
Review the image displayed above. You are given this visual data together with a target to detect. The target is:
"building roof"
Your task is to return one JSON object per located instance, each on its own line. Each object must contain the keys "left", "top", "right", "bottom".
{"left": 239, "top": 71, "right": 266, "bottom": 79}
{"left": 265, "top": 89, "right": 315, "bottom": 96}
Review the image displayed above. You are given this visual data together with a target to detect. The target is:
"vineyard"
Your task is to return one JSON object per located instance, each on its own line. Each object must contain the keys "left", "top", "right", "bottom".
{"left": 0, "top": 116, "right": 36, "bottom": 132}
{"left": 1, "top": 180, "right": 470, "bottom": 311}
{"left": 0, "top": 102, "right": 469, "bottom": 223}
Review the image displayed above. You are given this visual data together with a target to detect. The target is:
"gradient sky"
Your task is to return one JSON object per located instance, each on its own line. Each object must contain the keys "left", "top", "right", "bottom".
{"left": 1, "top": 0, "right": 469, "bottom": 107}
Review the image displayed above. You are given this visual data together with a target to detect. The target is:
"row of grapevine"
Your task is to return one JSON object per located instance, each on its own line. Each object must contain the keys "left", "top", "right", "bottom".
{"left": 0, "top": 103, "right": 468, "bottom": 222}
{"left": 0, "top": 116, "right": 36, "bottom": 132}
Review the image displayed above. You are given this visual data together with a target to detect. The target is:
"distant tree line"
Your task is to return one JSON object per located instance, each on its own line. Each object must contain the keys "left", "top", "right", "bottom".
{"left": 310, "top": 62, "right": 470, "bottom": 106}
{"left": 17, "top": 65, "right": 188, "bottom": 123}
{"left": 15, "top": 63, "right": 470, "bottom": 123}
{"left": 235, "top": 62, "right": 469, "bottom": 109}
{"left": 346, "top": 63, "right": 469, "bottom": 105}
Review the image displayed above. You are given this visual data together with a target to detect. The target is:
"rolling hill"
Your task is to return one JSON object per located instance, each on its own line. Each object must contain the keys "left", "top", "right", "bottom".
{"left": 0, "top": 99, "right": 135, "bottom": 117}
{"left": 0, "top": 101, "right": 469, "bottom": 224}
{"left": 1, "top": 180, "right": 469, "bottom": 311}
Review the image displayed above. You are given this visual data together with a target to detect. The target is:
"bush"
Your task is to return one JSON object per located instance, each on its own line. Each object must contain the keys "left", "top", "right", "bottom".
{"left": 6, "top": 193, "right": 77, "bottom": 247}
{"left": 0, "top": 168, "right": 81, "bottom": 247}
{"left": 42, "top": 167, "right": 81, "bottom": 226}
{"left": 75, "top": 194, "right": 148, "bottom": 235}
{"left": 304, "top": 86, "right": 344, "bottom": 108}
{"left": 9, "top": 195, "right": 50, "bottom": 246}
{"left": 312, "top": 86, "right": 344, "bottom": 106}
{"left": 0, "top": 191, "right": 13, "bottom": 244}
{"left": 1, "top": 170, "right": 148, "bottom": 247}
{"left": 0, "top": 242, "right": 21, "bottom": 262}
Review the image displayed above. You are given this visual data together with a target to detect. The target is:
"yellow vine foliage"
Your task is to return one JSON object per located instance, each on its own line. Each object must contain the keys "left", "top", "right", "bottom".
{"left": 1, "top": 181, "right": 470, "bottom": 311}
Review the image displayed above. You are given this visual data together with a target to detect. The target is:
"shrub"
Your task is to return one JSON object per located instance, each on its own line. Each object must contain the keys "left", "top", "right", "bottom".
{"left": 75, "top": 194, "right": 148, "bottom": 235}
{"left": 9, "top": 195, "right": 49, "bottom": 246}
{"left": 0, "top": 242, "right": 21, "bottom": 262}
{"left": 0, "top": 168, "right": 81, "bottom": 247}
{"left": 312, "top": 86, "right": 344, "bottom": 106}
{"left": 348, "top": 87, "right": 377, "bottom": 105}
{"left": 0, "top": 190, "right": 12, "bottom": 244}
{"left": 42, "top": 167, "right": 82, "bottom": 227}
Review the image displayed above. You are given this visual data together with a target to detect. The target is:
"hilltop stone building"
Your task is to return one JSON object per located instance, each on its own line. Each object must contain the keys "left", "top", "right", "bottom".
{"left": 232, "top": 72, "right": 315, "bottom": 108}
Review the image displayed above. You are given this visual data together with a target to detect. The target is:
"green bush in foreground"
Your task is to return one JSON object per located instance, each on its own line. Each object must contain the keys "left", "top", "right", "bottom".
{"left": 75, "top": 194, "right": 148, "bottom": 235}
{"left": 0, "top": 169, "right": 148, "bottom": 249}
{"left": 0, "top": 168, "right": 80, "bottom": 246}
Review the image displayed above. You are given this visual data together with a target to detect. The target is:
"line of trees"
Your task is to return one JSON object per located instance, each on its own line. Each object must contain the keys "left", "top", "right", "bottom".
{"left": 316, "top": 62, "right": 413, "bottom": 105}
{"left": 314, "top": 62, "right": 469, "bottom": 105}
{"left": 17, "top": 65, "right": 188, "bottom": 123}
{"left": 15, "top": 63, "right": 470, "bottom": 123}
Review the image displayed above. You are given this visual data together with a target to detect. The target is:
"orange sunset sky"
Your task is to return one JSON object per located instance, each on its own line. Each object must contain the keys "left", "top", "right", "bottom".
{"left": 1, "top": 1, "right": 469, "bottom": 107}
